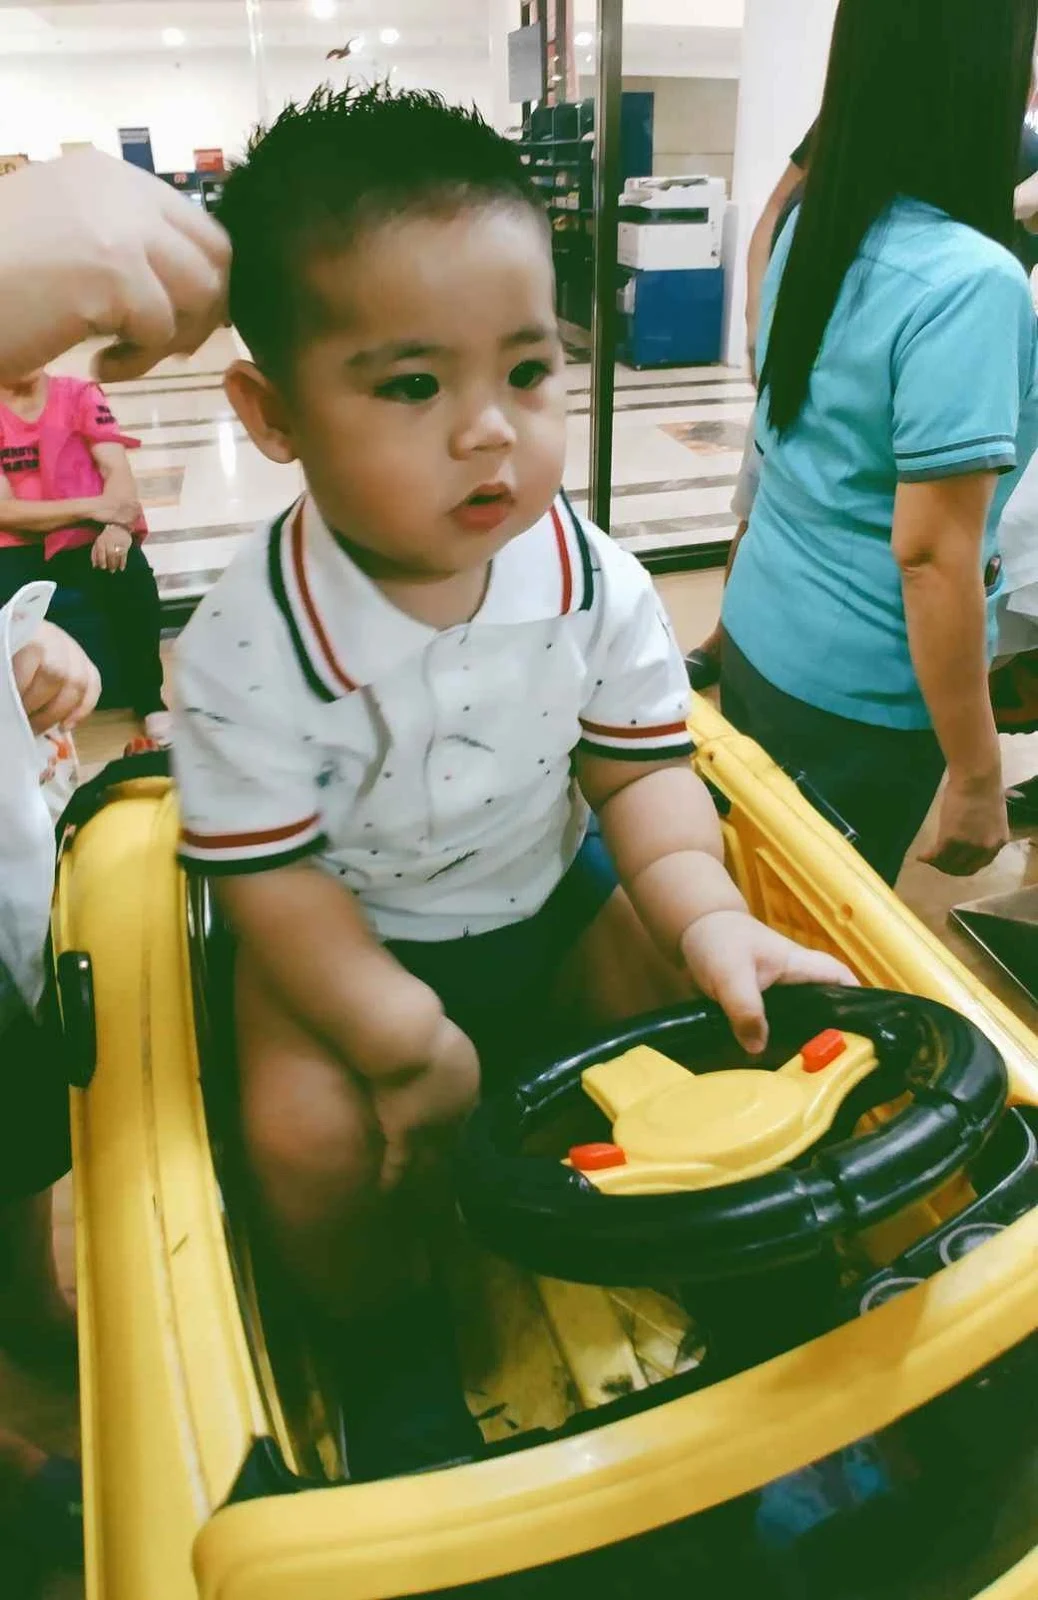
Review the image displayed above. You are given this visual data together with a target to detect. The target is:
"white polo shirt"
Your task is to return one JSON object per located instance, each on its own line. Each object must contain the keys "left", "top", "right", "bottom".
{"left": 173, "top": 493, "right": 692, "bottom": 942}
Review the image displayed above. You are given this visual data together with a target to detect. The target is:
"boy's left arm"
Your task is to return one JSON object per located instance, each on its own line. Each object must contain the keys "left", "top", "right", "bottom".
{"left": 575, "top": 541, "right": 853, "bottom": 1053}
{"left": 577, "top": 753, "right": 853, "bottom": 1053}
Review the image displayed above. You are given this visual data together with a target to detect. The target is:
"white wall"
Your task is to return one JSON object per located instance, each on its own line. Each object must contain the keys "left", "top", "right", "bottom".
{"left": 725, "top": 0, "right": 837, "bottom": 364}
{"left": 577, "top": 74, "right": 737, "bottom": 185}
{"left": 0, "top": 52, "right": 257, "bottom": 168}
{"left": 0, "top": 49, "right": 493, "bottom": 170}
{"left": 625, "top": 76, "right": 738, "bottom": 184}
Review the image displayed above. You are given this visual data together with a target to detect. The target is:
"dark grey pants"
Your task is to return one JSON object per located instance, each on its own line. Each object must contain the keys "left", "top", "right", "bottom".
{"left": 720, "top": 634, "right": 946, "bottom": 886}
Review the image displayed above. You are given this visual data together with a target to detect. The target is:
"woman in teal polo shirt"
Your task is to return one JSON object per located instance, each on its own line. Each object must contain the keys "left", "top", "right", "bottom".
{"left": 721, "top": 0, "right": 1038, "bottom": 886}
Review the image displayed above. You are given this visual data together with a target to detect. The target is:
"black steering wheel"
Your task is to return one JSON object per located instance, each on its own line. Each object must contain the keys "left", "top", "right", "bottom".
{"left": 456, "top": 986, "right": 1008, "bottom": 1286}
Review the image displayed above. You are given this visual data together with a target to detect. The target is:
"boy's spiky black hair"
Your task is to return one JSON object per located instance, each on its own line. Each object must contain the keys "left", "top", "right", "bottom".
{"left": 218, "top": 81, "right": 545, "bottom": 378}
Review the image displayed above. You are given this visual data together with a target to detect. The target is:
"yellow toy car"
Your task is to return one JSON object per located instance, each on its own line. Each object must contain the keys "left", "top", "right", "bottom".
{"left": 50, "top": 702, "right": 1038, "bottom": 1600}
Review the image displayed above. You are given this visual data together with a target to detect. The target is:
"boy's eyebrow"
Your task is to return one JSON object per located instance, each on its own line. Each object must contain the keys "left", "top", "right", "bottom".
{"left": 347, "top": 340, "right": 444, "bottom": 368}
{"left": 348, "top": 324, "right": 559, "bottom": 369}
{"left": 502, "top": 323, "right": 559, "bottom": 348}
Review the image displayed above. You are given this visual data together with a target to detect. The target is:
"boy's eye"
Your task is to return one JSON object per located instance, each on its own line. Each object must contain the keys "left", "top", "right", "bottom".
{"left": 509, "top": 358, "right": 552, "bottom": 391}
{"left": 374, "top": 373, "right": 440, "bottom": 403}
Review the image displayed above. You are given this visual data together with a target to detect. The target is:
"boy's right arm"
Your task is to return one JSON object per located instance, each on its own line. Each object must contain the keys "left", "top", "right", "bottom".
{"left": 217, "top": 866, "right": 479, "bottom": 1190}
{"left": 174, "top": 613, "right": 478, "bottom": 1187}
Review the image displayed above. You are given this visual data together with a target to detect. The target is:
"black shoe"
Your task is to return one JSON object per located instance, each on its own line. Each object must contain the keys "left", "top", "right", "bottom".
{"left": 339, "top": 1282, "right": 484, "bottom": 1481}
{"left": 1006, "top": 773, "right": 1038, "bottom": 828}
{"left": 686, "top": 648, "right": 721, "bottom": 692}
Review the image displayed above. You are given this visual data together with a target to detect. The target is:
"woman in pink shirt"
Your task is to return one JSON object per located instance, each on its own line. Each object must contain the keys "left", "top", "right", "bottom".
{"left": 0, "top": 369, "right": 168, "bottom": 741}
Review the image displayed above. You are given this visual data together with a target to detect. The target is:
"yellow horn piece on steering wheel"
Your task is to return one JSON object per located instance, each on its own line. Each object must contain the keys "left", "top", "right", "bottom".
{"left": 569, "top": 1034, "right": 878, "bottom": 1196}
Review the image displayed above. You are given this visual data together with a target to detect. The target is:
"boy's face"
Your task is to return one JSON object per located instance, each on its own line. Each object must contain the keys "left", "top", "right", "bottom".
{"left": 231, "top": 206, "right": 568, "bottom": 579}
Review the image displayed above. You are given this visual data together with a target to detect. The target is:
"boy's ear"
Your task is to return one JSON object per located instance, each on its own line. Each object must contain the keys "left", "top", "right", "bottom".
{"left": 224, "top": 360, "right": 297, "bottom": 464}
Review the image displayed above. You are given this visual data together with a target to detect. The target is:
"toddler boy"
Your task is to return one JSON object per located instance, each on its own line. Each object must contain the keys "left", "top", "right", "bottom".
{"left": 173, "top": 84, "right": 851, "bottom": 1477}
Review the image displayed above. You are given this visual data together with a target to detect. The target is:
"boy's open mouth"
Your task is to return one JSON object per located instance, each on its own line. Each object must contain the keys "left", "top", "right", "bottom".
{"left": 464, "top": 483, "right": 513, "bottom": 506}
{"left": 451, "top": 483, "right": 516, "bottom": 534}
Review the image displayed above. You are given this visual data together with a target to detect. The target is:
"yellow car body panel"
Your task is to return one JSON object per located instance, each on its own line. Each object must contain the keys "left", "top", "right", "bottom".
{"left": 51, "top": 703, "right": 1038, "bottom": 1600}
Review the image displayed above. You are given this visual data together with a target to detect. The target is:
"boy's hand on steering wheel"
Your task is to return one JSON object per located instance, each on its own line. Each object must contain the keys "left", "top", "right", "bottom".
{"left": 91, "top": 525, "right": 132, "bottom": 573}
{"left": 680, "top": 910, "right": 857, "bottom": 1056}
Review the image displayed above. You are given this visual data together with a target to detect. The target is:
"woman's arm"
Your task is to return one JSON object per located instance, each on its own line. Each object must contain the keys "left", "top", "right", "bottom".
{"left": 1015, "top": 169, "right": 1038, "bottom": 231}
{"left": 89, "top": 441, "right": 141, "bottom": 529}
{"left": 893, "top": 473, "right": 1007, "bottom": 875}
{"left": 0, "top": 474, "right": 105, "bottom": 536}
{"left": 746, "top": 161, "right": 807, "bottom": 363}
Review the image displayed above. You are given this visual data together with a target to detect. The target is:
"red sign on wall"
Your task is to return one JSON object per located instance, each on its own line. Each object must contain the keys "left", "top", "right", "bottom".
{"left": 194, "top": 148, "right": 225, "bottom": 172}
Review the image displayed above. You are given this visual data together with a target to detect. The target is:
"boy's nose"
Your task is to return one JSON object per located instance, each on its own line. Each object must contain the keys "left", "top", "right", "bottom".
{"left": 450, "top": 403, "right": 518, "bottom": 457}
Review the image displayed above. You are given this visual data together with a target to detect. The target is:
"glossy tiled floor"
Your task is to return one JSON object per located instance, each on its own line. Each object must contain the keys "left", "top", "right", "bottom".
{"left": 7, "top": 338, "right": 1038, "bottom": 1599}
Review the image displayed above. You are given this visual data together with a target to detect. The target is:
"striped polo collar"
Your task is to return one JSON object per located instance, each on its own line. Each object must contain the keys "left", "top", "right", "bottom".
{"left": 267, "top": 490, "right": 594, "bottom": 702}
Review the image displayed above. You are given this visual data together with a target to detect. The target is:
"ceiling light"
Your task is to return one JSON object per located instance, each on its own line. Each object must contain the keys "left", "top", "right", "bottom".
{"left": 378, "top": 26, "right": 399, "bottom": 45}
{"left": 575, "top": 30, "right": 593, "bottom": 46}
{"left": 161, "top": 26, "right": 185, "bottom": 46}
{"left": 310, "top": 0, "right": 336, "bottom": 17}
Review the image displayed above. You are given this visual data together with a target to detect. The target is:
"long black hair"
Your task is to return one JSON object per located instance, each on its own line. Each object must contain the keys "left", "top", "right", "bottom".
{"left": 761, "top": 0, "right": 1038, "bottom": 435}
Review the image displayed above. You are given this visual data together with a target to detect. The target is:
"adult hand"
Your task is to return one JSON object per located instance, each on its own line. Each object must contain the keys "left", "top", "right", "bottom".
{"left": 680, "top": 909, "right": 857, "bottom": 1055}
{"left": 922, "top": 769, "right": 1009, "bottom": 877}
{"left": 370, "top": 1016, "right": 480, "bottom": 1193}
{"left": 91, "top": 525, "right": 132, "bottom": 573}
{"left": 13, "top": 620, "right": 101, "bottom": 732}
{"left": 0, "top": 150, "right": 229, "bottom": 385}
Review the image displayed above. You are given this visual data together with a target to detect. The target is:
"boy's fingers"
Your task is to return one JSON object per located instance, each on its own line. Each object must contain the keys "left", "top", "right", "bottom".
{"left": 777, "top": 949, "right": 859, "bottom": 989}
{"left": 378, "top": 1130, "right": 410, "bottom": 1193}
{"left": 712, "top": 965, "right": 769, "bottom": 1056}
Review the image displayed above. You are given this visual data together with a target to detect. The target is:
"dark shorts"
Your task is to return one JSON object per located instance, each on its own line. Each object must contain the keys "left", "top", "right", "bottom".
{"left": 386, "top": 823, "right": 619, "bottom": 1081}
{"left": 720, "top": 632, "right": 945, "bottom": 887}
{"left": 0, "top": 1005, "right": 72, "bottom": 1204}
